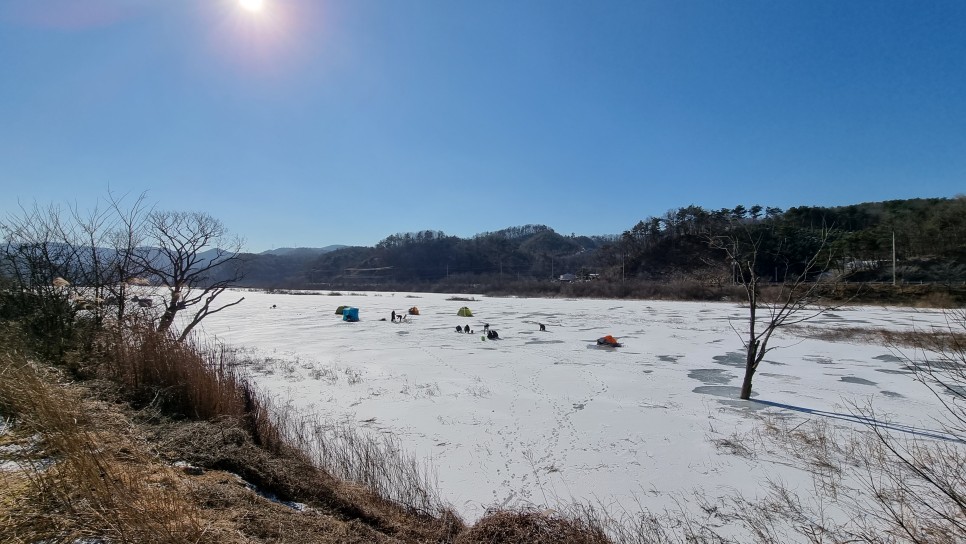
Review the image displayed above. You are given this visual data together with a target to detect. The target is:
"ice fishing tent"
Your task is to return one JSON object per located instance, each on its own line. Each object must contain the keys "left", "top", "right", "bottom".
{"left": 408, "top": 306, "right": 420, "bottom": 315}
{"left": 457, "top": 306, "right": 473, "bottom": 317}
{"left": 596, "top": 335, "right": 622, "bottom": 347}
{"left": 335, "top": 305, "right": 350, "bottom": 315}
{"left": 342, "top": 307, "right": 359, "bottom": 322}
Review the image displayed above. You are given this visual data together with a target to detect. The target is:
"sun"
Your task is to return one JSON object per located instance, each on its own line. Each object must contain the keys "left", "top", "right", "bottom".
{"left": 239, "top": 0, "right": 264, "bottom": 13}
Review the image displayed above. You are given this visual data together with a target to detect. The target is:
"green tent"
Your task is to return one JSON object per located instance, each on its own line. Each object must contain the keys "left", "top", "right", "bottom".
{"left": 457, "top": 306, "right": 473, "bottom": 317}
{"left": 335, "top": 305, "right": 350, "bottom": 315}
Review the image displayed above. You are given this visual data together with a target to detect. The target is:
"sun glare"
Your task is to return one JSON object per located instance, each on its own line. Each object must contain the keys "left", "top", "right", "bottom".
{"left": 239, "top": 0, "right": 264, "bottom": 13}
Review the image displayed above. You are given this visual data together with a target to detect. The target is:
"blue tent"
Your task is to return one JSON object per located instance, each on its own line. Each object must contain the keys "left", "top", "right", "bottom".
{"left": 342, "top": 307, "right": 359, "bottom": 322}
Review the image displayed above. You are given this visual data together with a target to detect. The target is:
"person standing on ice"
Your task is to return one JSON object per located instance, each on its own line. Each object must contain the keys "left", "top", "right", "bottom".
{"left": 391, "top": 310, "right": 396, "bottom": 322}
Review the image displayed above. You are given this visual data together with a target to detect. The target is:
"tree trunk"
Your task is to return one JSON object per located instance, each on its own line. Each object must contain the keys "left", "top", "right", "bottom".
{"left": 740, "top": 341, "right": 758, "bottom": 400}
{"left": 157, "top": 304, "right": 177, "bottom": 333}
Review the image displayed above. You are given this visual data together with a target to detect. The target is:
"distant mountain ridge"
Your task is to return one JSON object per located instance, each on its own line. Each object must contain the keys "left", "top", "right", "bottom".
{"left": 259, "top": 246, "right": 346, "bottom": 257}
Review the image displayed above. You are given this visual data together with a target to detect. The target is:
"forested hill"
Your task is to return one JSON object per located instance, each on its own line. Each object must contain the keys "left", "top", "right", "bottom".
{"left": 231, "top": 197, "right": 966, "bottom": 290}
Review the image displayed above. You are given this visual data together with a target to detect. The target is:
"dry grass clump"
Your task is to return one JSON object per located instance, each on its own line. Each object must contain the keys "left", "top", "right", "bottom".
{"left": 102, "top": 327, "right": 284, "bottom": 453}
{"left": 146, "top": 416, "right": 464, "bottom": 543}
{"left": 789, "top": 323, "right": 966, "bottom": 351}
{"left": 713, "top": 412, "right": 966, "bottom": 543}
{"left": 280, "top": 414, "right": 449, "bottom": 517}
{"left": 0, "top": 347, "right": 215, "bottom": 544}
{"left": 455, "top": 509, "right": 610, "bottom": 544}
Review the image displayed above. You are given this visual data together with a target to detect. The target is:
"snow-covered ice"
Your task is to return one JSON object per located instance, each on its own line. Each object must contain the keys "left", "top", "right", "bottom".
{"left": 190, "top": 290, "right": 952, "bottom": 521}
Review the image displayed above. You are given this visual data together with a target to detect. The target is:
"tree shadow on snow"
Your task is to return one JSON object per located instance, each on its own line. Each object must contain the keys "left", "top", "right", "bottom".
{"left": 750, "top": 398, "right": 963, "bottom": 443}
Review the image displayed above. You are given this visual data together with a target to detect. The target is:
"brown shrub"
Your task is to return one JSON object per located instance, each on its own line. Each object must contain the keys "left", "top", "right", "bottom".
{"left": 790, "top": 324, "right": 966, "bottom": 351}
{"left": 99, "top": 327, "right": 286, "bottom": 452}
{"left": 457, "top": 509, "right": 611, "bottom": 544}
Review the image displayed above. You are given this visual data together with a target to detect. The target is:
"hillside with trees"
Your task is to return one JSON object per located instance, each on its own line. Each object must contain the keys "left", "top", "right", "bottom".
{"left": 224, "top": 197, "right": 966, "bottom": 301}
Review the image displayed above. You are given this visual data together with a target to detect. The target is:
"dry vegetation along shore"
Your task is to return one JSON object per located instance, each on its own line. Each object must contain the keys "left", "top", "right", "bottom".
{"left": 2, "top": 301, "right": 965, "bottom": 543}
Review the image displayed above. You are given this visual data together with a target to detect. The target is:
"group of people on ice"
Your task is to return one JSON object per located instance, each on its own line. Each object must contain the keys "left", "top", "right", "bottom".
{"left": 454, "top": 323, "right": 500, "bottom": 339}
{"left": 377, "top": 306, "right": 620, "bottom": 347}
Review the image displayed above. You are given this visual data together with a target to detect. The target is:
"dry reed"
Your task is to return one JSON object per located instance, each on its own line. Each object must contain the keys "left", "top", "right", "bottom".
{"left": 0, "top": 343, "right": 211, "bottom": 543}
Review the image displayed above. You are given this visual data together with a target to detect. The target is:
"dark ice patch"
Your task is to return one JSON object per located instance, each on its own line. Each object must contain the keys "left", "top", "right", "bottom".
{"left": 874, "top": 354, "right": 902, "bottom": 363}
{"left": 688, "top": 368, "right": 734, "bottom": 385}
{"left": 713, "top": 352, "right": 746, "bottom": 368}
{"left": 840, "top": 376, "right": 877, "bottom": 386}
{"left": 718, "top": 399, "right": 771, "bottom": 411}
{"left": 880, "top": 391, "right": 904, "bottom": 398}
{"left": 806, "top": 356, "right": 834, "bottom": 365}
{"left": 759, "top": 372, "right": 799, "bottom": 381}
{"left": 692, "top": 385, "right": 757, "bottom": 399}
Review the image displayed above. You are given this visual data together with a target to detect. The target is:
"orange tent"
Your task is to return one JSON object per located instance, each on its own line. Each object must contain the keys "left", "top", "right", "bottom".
{"left": 597, "top": 335, "right": 621, "bottom": 347}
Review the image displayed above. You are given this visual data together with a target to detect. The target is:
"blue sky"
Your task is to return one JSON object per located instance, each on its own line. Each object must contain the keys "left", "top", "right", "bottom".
{"left": 1, "top": 0, "right": 964, "bottom": 252}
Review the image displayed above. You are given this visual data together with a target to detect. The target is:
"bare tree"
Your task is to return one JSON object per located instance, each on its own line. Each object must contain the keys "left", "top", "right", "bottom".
{"left": 137, "top": 211, "right": 245, "bottom": 341}
{"left": 62, "top": 200, "right": 125, "bottom": 331}
{"left": 1, "top": 200, "right": 245, "bottom": 349}
{"left": 0, "top": 201, "right": 113, "bottom": 357}
{"left": 709, "top": 311, "right": 966, "bottom": 543}
{"left": 707, "top": 221, "right": 841, "bottom": 399}
{"left": 1, "top": 203, "right": 76, "bottom": 355}
{"left": 104, "top": 191, "right": 153, "bottom": 327}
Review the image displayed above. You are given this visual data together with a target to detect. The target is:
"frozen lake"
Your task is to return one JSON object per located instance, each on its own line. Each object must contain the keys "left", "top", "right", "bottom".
{"left": 190, "top": 289, "right": 950, "bottom": 522}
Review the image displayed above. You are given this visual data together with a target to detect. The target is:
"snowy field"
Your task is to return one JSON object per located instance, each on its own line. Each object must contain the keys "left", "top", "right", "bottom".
{"left": 189, "top": 289, "right": 951, "bottom": 523}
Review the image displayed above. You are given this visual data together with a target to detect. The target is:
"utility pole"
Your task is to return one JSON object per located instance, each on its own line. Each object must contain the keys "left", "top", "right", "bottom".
{"left": 892, "top": 229, "right": 897, "bottom": 286}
